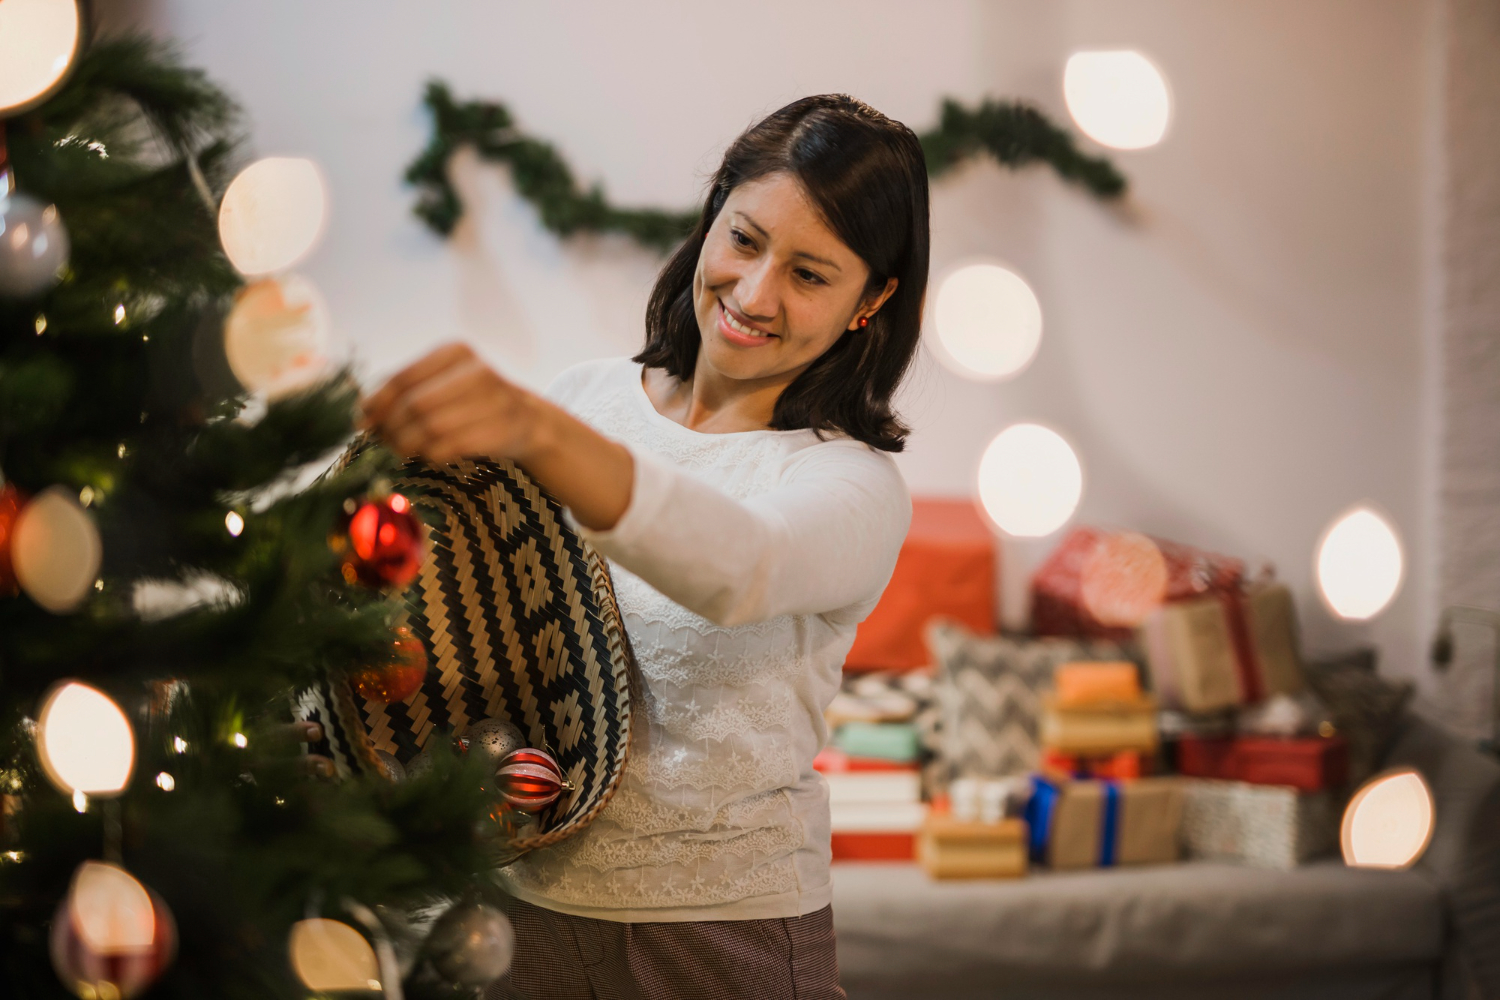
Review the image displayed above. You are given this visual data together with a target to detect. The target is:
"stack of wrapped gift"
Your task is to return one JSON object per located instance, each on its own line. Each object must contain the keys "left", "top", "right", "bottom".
{"left": 1038, "top": 661, "right": 1158, "bottom": 778}
{"left": 917, "top": 776, "right": 1029, "bottom": 878}
{"left": 818, "top": 743, "right": 926, "bottom": 861}
{"left": 1024, "top": 774, "right": 1185, "bottom": 870}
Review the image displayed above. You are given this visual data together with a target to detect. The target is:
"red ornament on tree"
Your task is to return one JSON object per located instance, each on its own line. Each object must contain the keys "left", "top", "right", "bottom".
{"left": 350, "top": 625, "right": 429, "bottom": 703}
{"left": 496, "top": 748, "right": 564, "bottom": 813}
{"left": 0, "top": 484, "right": 26, "bottom": 596}
{"left": 335, "top": 492, "right": 424, "bottom": 589}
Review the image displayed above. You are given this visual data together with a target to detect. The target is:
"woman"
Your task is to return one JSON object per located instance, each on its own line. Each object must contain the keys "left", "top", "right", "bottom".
{"left": 364, "top": 94, "right": 930, "bottom": 999}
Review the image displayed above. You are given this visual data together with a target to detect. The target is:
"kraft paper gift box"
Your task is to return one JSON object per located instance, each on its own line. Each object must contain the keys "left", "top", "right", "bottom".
{"left": 1038, "top": 694, "right": 1159, "bottom": 756}
{"left": 1180, "top": 779, "right": 1337, "bottom": 870}
{"left": 1031, "top": 527, "right": 1244, "bottom": 642}
{"left": 846, "top": 498, "right": 996, "bottom": 671}
{"left": 1175, "top": 734, "right": 1350, "bottom": 792}
{"left": 1025, "top": 775, "right": 1185, "bottom": 870}
{"left": 918, "top": 815, "right": 1027, "bottom": 879}
{"left": 1139, "top": 583, "right": 1306, "bottom": 713}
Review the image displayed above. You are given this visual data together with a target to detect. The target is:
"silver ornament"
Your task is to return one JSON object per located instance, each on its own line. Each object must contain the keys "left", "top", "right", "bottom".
{"left": 372, "top": 750, "right": 405, "bottom": 782}
{"left": 426, "top": 902, "right": 514, "bottom": 986}
{"left": 0, "top": 193, "right": 70, "bottom": 298}
{"left": 460, "top": 719, "right": 526, "bottom": 772}
{"left": 405, "top": 746, "right": 435, "bottom": 780}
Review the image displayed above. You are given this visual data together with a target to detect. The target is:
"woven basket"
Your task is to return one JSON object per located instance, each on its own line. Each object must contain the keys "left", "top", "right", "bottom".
{"left": 294, "top": 457, "right": 637, "bottom": 854}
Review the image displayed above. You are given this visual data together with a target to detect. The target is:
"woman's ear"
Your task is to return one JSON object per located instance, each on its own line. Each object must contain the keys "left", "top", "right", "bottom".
{"left": 849, "top": 277, "right": 900, "bottom": 331}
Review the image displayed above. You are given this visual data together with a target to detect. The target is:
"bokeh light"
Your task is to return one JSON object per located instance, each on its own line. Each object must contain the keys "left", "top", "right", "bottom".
{"left": 223, "top": 274, "right": 333, "bottom": 399}
{"left": 931, "top": 262, "right": 1042, "bottom": 381}
{"left": 976, "top": 423, "right": 1083, "bottom": 538}
{"left": 12, "top": 486, "right": 102, "bottom": 613}
{"left": 1342, "top": 769, "right": 1434, "bottom": 869}
{"left": 289, "top": 918, "right": 381, "bottom": 992}
{"left": 1064, "top": 50, "right": 1172, "bottom": 150}
{"left": 218, "top": 157, "right": 328, "bottom": 276}
{"left": 37, "top": 682, "right": 135, "bottom": 796}
{"left": 1316, "top": 506, "right": 1404, "bottom": 620}
{"left": 69, "top": 862, "right": 156, "bottom": 953}
{"left": 0, "top": 0, "right": 81, "bottom": 117}
{"left": 1080, "top": 531, "right": 1168, "bottom": 627}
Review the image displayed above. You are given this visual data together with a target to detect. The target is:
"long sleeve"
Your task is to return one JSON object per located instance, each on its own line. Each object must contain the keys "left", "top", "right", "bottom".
{"left": 578, "top": 438, "right": 911, "bottom": 628}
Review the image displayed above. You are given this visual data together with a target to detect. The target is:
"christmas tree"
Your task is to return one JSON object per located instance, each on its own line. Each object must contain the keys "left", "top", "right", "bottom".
{"left": 0, "top": 31, "right": 510, "bottom": 1000}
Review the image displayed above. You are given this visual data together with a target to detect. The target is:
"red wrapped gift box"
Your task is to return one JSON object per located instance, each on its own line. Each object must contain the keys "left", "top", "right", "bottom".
{"left": 845, "top": 498, "right": 996, "bottom": 671}
{"left": 1031, "top": 527, "right": 1243, "bottom": 642}
{"left": 1175, "top": 735, "right": 1349, "bottom": 792}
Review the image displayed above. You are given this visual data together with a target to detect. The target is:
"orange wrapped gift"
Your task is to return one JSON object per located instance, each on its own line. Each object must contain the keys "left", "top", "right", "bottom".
{"left": 1054, "top": 662, "right": 1142, "bottom": 707}
{"left": 845, "top": 498, "right": 996, "bottom": 671}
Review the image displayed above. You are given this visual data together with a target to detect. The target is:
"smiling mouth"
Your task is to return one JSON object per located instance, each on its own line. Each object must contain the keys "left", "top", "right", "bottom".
{"left": 718, "top": 300, "right": 776, "bottom": 342}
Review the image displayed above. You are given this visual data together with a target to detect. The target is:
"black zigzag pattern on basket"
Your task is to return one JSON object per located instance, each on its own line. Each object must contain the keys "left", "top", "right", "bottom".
{"left": 341, "top": 458, "right": 636, "bottom": 849}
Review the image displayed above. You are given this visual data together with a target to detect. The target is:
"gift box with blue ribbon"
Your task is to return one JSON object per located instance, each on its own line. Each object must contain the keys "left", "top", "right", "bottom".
{"left": 1025, "top": 774, "right": 1185, "bottom": 869}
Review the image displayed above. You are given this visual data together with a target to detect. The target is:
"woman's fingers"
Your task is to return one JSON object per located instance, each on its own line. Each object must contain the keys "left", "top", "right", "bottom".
{"left": 361, "top": 342, "right": 477, "bottom": 426}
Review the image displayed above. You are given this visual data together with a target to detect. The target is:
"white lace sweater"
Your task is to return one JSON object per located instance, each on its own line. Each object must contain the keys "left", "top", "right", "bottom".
{"left": 497, "top": 357, "right": 910, "bottom": 922}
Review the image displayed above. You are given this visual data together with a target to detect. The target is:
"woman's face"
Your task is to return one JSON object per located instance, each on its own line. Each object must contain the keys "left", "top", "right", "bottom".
{"left": 692, "top": 171, "right": 894, "bottom": 386}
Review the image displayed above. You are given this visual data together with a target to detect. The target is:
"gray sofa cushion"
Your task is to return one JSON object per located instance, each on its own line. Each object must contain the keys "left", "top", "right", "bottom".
{"left": 832, "top": 860, "right": 1442, "bottom": 984}
{"left": 1384, "top": 715, "right": 1500, "bottom": 998}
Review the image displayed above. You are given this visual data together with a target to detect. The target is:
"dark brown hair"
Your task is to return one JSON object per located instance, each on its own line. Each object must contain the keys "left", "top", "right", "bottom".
{"left": 635, "top": 95, "right": 930, "bottom": 452}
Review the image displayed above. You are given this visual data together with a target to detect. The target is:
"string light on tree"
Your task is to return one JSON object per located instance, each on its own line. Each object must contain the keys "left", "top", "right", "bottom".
{"left": 976, "top": 423, "right": 1084, "bottom": 538}
{"left": 1341, "top": 768, "right": 1435, "bottom": 869}
{"left": 1063, "top": 50, "right": 1172, "bottom": 150}
{"left": 37, "top": 682, "right": 135, "bottom": 797}
{"left": 217, "top": 156, "right": 328, "bottom": 276}
{"left": 12, "top": 486, "right": 103, "bottom": 613}
{"left": 0, "top": 0, "right": 83, "bottom": 116}
{"left": 930, "top": 262, "right": 1043, "bottom": 381}
{"left": 223, "top": 275, "right": 334, "bottom": 399}
{"left": 1315, "top": 505, "right": 1404, "bottom": 621}
{"left": 50, "top": 861, "right": 176, "bottom": 999}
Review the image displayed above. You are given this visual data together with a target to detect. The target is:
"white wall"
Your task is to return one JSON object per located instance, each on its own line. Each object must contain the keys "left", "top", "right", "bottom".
{"left": 113, "top": 1, "right": 1440, "bottom": 700}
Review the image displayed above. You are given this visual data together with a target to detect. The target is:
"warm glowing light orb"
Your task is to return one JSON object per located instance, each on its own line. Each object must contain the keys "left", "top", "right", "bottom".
{"left": 69, "top": 862, "right": 156, "bottom": 952}
{"left": 1316, "top": 506, "right": 1404, "bottom": 620}
{"left": 1081, "top": 531, "right": 1168, "bottom": 627}
{"left": 1064, "top": 50, "right": 1172, "bottom": 150}
{"left": 289, "top": 918, "right": 381, "bottom": 992}
{"left": 225, "top": 510, "right": 245, "bottom": 537}
{"left": 1342, "top": 769, "right": 1435, "bottom": 869}
{"left": 37, "top": 682, "right": 135, "bottom": 796}
{"left": 932, "top": 263, "right": 1042, "bottom": 381}
{"left": 223, "top": 274, "right": 333, "bottom": 399}
{"left": 976, "top": 423, "right": 1083, "bottom": 538}
{"left": 218, "top": 157, "right": 328, "bottom": 276}
{"left": 12, "top": 486, "right": 103, "bottom": 613}
{"left": 0, "top": 0, "right": 82, "bottom": 116}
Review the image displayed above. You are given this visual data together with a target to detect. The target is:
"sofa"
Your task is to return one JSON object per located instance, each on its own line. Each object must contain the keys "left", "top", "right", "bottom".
{"left": 831, "top": 712, "right": 1500, "bottom": 1000}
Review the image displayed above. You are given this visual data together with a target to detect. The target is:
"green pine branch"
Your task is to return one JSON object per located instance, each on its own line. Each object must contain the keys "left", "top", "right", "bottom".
{"left": 404, "top": 81, "right": 1128, "bottom": 253}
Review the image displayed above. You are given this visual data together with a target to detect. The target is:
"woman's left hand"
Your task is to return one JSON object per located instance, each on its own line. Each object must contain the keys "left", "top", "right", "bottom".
{"left": 361, "top": 343, "right": 544, "bottom": 465}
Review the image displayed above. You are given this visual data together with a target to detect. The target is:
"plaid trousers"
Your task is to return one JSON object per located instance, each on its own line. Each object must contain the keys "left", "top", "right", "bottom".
{"left": 486, "top": 897, "right": 846, "bottom": 1000}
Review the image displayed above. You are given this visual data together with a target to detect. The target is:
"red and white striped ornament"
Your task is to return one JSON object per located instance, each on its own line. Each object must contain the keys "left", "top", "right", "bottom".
{"left": 495, "top": 748, "right": 563, "bottom": 813}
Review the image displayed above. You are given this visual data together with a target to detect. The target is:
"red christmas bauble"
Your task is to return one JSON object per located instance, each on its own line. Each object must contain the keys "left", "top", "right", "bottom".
{"left": 336, "top": 492, "right": 424, "bottom": 589}
{"left": 0, "top": 484, "right": 26, "bottom": 596}
{"left": 50, "top": 862, "right": 177, "bottom": 1000}
{"left": 351, "top": 626, "right": 429, "bottom": 703}
{"left": 496, "top": 748, "right": 563, "bottom": 813}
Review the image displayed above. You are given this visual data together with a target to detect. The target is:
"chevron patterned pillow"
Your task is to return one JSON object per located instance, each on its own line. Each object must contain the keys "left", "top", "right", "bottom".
{"left": 927, "top": 620, "right": 1130, "bottom": 779}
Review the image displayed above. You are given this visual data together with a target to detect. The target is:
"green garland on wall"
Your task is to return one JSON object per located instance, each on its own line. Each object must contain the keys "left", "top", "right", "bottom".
{"left": 405, "top": 81, "right": 1127, "bottom": 253}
